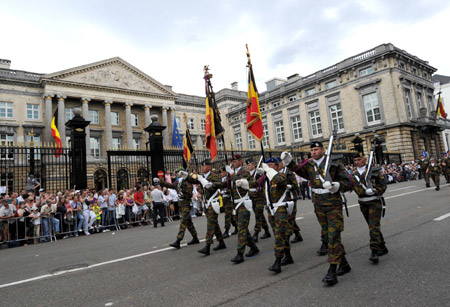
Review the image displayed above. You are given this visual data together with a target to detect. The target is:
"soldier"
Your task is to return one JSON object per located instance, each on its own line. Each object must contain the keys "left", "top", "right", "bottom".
{"left": 441, "top": 153, "right": 449, "bottom": 184}
{"left": 417, "top": 154, "right": 430, "bottom": 187}
{"left": 218, "top": 167, "right": 238, "bottom": 238}
{"left": 246, "top": 158, "right": 271, "bottom": 242}
{"left": 196, "top": 160, "right": 227, "bottom": 256}
{"left": 351, "top": 152, "right": 388, "bottom": 264}
{"left": 257, "top": 157, "right": 294, "bottom": 273}
{"left": 281, "top": 142, "right": 352, "bottom": 286}
{"left": 427, "top": 157, "right": 442, "bottom": 191}
{"left": 156, "top": 168, "right": 200, "bottom": 249}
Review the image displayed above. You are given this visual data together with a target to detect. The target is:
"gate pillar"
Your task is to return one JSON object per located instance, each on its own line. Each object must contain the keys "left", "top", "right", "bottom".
{"left": 144, "top": 114, "right": 166, "bottom": 181}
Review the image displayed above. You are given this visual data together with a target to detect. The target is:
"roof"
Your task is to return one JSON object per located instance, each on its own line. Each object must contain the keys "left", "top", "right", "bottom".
{"left": 432, "top": 74, "right": 450, "bottom": 85}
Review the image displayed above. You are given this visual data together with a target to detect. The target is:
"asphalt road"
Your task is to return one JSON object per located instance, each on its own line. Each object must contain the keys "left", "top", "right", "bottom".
{"left": 0, "top": 179, "right": 449, "bottom": 307}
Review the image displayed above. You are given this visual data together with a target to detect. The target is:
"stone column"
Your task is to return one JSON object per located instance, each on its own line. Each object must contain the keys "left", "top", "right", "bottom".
{"left": 143, "top": 104, "right": 152, "bottom": 141}
{"left": 169, "top": 107, "right": 176, "bottom": 146}
{"left": 104, "top": 100, "right": 113, "bottom": 150}
{"left": 81, "top": 97, "right": 91, "bottom": 157}
{"left": 124, "top": 102, "right": 133, "bottom": 148}
{"left": 57, "top": 94, "right": 66, "bottom": 144}
{"left": 162, "top": 107, "right": 169, "bottom": 148}
{"left": 43, "top": 93, "right": 54, "bottom": 143}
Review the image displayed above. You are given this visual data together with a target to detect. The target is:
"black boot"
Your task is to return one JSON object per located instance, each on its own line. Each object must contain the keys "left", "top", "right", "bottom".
{"left": 231, "top": 227, "right": 238, "bottom": 235}
{"left": 337, "top": 256, "right": 351, "bottom": 276}
{"left": 291, "top": 231, "right": 303, "bottom": 243}
{"left": 260, "top": 227, "right": 271, "bottom": 239}
{"left": 213, "top": 240, "right": 226, "bottom": 251}
{"left": 187, "top": 236, "right": 200, "bottom": 245}
{"left": 198, "top": 244, "right": 211, "bottom": 255}
{"left": 426, "top": 183, "right": 430, "bottom": 188}
{"left": 436, "top": 186, "right": 440, "bottom": 191}
{"left": 378, "top": 244, "right": 389, "bottom": 256}
{"left": 317, "top": 241, "right": 328, "bottom": 256}
{"left": 369, "top": 250, "right": 379, "bottom": 264}
{"left": 245, "top": 246, "right": 260, "bottom": 257}
{"left": 268, "top": 257, "right": 282, "bottom": 273}
{"left": 170, "top": 238, "right": 181, "bottom": 249}
{"left": 280, "top": 249, "right": 294, "bottom": 266}
{"left": 223, "top": 228, "right": 230, "bottom": 239}
{"left": 252, "top": 231, "right": 259, "bottom": 243}
{"left": 231, "top": 252, "right": 244, "bottom": 264}
{"left": 322, "top": 264, "right": 338, "bottom": 286}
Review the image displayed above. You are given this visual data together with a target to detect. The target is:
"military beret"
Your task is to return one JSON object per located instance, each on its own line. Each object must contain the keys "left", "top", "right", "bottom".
{"left": 265, "top": 157, "right": 279, "bottom": 164}
{"left": 175, "top": 167, "right": 185, "bottom": 172}
{"left": 310, "top": 141, "right": 324, "bottom": 148}
{"left": 231, "top": 154, "right": 242, "bottom": 161}
{"left": 246, "top": 157, "right": 255, "bottom": 164}
{"left": 201, "top": 159, "right": 211, "bottom": 166}
{"left": 351, "top": 152, "right": 365, "bottom": 159}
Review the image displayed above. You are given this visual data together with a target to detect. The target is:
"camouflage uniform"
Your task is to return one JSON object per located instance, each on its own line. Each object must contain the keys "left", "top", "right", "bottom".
{"left": 418, "top": 158, "right": 430, "bottom": 186}
{"left": 284, "top": 169, "right": 300, "bottom": 238}
{"left": 287, "top": 159, "right": 351, "bottom": 264}
{"left": 249, "top": 171, "right": 269, "bottom": 235}
{"left": 427, "top": 163, "right": 442, "bottom": 189}
{"left": 441, "top": 157, "right": 449, "bottom": 183}
{"left": 220, "top": 177, "right": 236, "bottom": 231}
{"left": 351, "top": 168, "right": 387, "bottom": 252}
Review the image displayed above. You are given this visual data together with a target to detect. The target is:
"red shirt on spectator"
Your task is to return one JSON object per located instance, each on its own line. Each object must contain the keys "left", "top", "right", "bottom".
{"left": 134, "top": 190, "right": 144, "bottom": 205}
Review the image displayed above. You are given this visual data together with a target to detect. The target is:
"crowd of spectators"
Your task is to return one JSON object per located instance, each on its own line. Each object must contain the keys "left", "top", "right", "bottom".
{"left": 344, "top": 161, "right": 422, "bottom": 184}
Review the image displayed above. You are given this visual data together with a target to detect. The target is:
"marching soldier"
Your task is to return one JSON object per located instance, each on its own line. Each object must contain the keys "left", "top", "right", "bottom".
{"left": 219, "top": 167, "right": 238, "bottom": 238}
{"left": 246, "top": 158, "right": 271, "bottom": 242}
{"left": 427, "top": 157, "right": 442, "bottom": 191}
{"left": 281, "top": 142, "right": 352, "bottom": 286}
{"left": 418, "top": 154, "right": 431, "bottom": 187}
{"left": 195, "top": 160, "right": 227, "bottom": 256}
{"left": 351, "top": 152, "right": 388, "bottom": 264}
{"left": 156, "top": 168, "right": 200, "bottom": 249}
{"left": 441, "top": 153, "right": 449, "bottom": 184}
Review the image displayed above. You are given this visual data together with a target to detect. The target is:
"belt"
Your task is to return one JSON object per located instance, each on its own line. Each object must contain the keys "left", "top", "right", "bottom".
{"left": 359, "top": 196, "right": 380, "bottom": 202}
{"left": 311, "top": 188, "right": 330, "bottom": 195}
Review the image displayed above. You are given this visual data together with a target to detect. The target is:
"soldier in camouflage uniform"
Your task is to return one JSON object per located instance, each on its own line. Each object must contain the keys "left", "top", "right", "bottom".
{"left": 246, "top": 158, "right": 271, "bottom": 242}
{"left": 440, "top": 153, "right": 449, "bottom": 184}
{"left": 157, "top": 168, "right": 200, "bottom": 249}
{"left": 351, "top": 153, "right": 388, "bottom": 264}
{"left": 219, "top": 167, "right": 237, "bottom": 238}
{"left": 281, "top": 142, "right": 351, "bottom": 286}
{"left": 427, "top": 157, "right": 442, "bottom": 191}
{"left": 195, "top": 160, "right": 227, "bottom": 256}
{"left": 418, "top": 154, "right": 431, "bottom": 187}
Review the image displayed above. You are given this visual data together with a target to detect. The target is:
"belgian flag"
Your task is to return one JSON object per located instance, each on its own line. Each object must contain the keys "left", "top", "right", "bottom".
{"left": 205, "top": 78, "right": 224, "bottom": 161}
{"left": 246, "top": 47, "right": 264, "bottom": 141}
{"left": 51, "top": 109, "right": 62, "bottom": 157}
{"left": 183, "top": 129, "right": 194, "bottom": 166}
{"left": 436, "top": 95, "right": 447, "bottom": 119}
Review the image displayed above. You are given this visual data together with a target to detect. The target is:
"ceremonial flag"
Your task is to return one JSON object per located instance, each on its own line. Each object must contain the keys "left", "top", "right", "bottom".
{"left": 246, "top": 61, "right": 264, "bottom": 141}
{"left": 171, "top": 117, "right": 183, "bottom": 148}
{"left": 205, "top": 75, "right": 224, "bottom": 161}
{"left": 51, "top": 109, "right": 62, "bottom": 158}
{"left": 421, "top": 149, "right": 428, "bottom": 158}
{"left": 436, "top": 95, "right": 447, "bottom": 119}
{"left": 183, "top": 129, "right": 194, "bottom": 165}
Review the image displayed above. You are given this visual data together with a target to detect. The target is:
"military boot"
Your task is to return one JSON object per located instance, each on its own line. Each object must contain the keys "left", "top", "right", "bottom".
{"left": 369, "top": 250, "right": 379, "bottom": 264}
{"left": 291, "top": 231, "right": 303, "bottom": 243}
{"left": 187, "top": 235, "right": 200, "bottom": 245}
{"left": 322, "top": 264, "right": 338, "bottom": 286}
{"left": 378, "top": 244, "right": 389, "bottom": 256}
{"left": 317, "top": 241, "right": 328, "bottom": 256}
{"left": 170, "top": 238, "right": 181, "bottom": 249}
{"left": 436, "top": 186, "right": 440, "bottom": 191}
{"left": 231, "top": 227, "right": 238, "bottom": 235}
{"left": 426, "top": 183, "right": 430, "bottom": 188}
{"left": 245, "top": 246, "right": 260, "bottom": 257}
{"left": 222, "top": 228, "right": 230, "bottom": 239}
{"left": 260, "top": 227, "right": 271, "bottom": 239}
{"left": 280, "top": 249, "right": 294, "bottom": 266}
{"left": 252, "top": 231, "right": 259, "bottom": 243}
{"left": 337, "top": 256, "right": 351, "bottom": 276}
{"left": 231, "top": 252, "right": 244, "bottom": 264}
{"left": 198, "top": 244, "right": 211, "bottom": 255}
{"left": 212, "top": 240, "right": 226, "bottom": 251}
{"left": 268, "top": 257, "right": 282, "bottom": 273}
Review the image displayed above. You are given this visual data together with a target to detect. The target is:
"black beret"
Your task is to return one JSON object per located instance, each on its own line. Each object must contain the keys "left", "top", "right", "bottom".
{"left": 351, "top": 152, "right": 365, "bottom": 159}
{"left": 246, "top": 158, "right": 255, "bottom": 164}
{"left": 201, "top": 159, "right": 211, "bottom": 166}
{"left": 310, "top": 141, "right": 324, "bottom": 148}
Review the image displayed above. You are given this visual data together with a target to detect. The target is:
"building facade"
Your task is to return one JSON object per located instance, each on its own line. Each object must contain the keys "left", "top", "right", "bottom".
{"left": 432, "top": 74, "right": 450, "bottom": 152}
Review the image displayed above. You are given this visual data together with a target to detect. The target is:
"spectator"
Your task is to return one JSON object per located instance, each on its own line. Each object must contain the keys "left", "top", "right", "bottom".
{"left": 134, "top": 185, "right": 144, "bottom": 225}
{"left": 23, "top": 174, "right": 40, "bottom": 194}
{"left": 29, "top": 206, "right": 41, "bottom": 244}
{"left": 71, "top": 196, "right": 84, "bottom": 237}
{"left": 98, "top": 189, "right": 110, "bottom": 231}
{"left": 81, "top": 191, "right": 96, "bottom": 236}
{"left": 151, "top": 183, "right": 165, "bottom": 228}
{"left": 0, "top": 199, "right": 16, "bottom": 242}
{"left": 107, "top": 190, "right": 117, "bottom": 230}
{"left": 124, "top": 189, "right": 135, "bottom": 226}
{"left": 40, "top": 199, "right": 60, "bottom": 242}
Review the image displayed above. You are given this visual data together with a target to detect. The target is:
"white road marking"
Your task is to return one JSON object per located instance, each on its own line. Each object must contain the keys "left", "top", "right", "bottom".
{"left": 295, "top": 217, "right": 304, "bottom": 220}
{"left": 434, "top": 212, "right": 450, "bottom": 221}
{"left": 387, "top": 186, "right": 416, "bottom": 192}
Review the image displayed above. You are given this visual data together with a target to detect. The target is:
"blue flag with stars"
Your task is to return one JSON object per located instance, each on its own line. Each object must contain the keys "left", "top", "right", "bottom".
{"left": 172, "top": 117, "right": 183, "bottom": 148}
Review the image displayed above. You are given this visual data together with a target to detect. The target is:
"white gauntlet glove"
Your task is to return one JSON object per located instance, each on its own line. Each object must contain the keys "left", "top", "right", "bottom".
{"left": 179, "top": 171, "right": 189, "bottom": 179}
{"left": 365, "top": 188, "right": 375, "bottom": 196}
{"left": 286, "top": 184, "right": 292, "bottom": 190}
{"left": 323, "top": 181, "right": 340, "bottom": 193}
{"left": 261, "top": 163, "right": 270, "bottom": 173}
{"left": 281, "top": 152, "right": 292, "bottom": 166}
{"left": 236, "top": 179, "right": 249, "bottom": 190}
{"left": 153, "top": 177, "right": 160, "bottom": 183}
{"left": 225, "top": 165, "right": 234, "bottom": 175}
{"left": 197, "top": 175, "right": 211, "bottom": 188}
{"left": 256, "top": 168, "right": 265, "bottom": 175}
{"left": 262, "top": 163, "right": 278, "bottom": 181}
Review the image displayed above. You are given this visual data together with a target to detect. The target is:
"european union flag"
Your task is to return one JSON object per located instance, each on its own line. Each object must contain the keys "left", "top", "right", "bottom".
{"left": 422, "top": 150, "right": 428, "bottom": 158}
{"left": 172, "top": 117, "right": 183, "bottom": 148}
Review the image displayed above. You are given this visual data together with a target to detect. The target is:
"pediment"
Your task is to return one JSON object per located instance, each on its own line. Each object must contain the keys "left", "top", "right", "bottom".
{"left": 43, "top": 57, "right": 175, "bottom": 96}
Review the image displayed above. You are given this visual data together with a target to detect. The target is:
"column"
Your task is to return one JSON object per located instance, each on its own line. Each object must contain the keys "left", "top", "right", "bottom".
{"left": 169, "top": 107, "right": 175, "bottom": 146}
{"left": 81, "top": 97, "right": 91, "bottom": 157}
{"left": 143, "top": 104, "right": 152, "bottom": 140}
{"left": 104, "top": 100, "right": 113, "bottom": 150}
{"left": 124, "top": 102, "right": 133, "bottom": 148}
{"left": 43, "top": 93, "right": 54, "bottom": 143}
{"left": 57, "top": 94, "right": 66, "bottom": 144}
{"left": 162, "top": 107, "right": 169, "bottom": 148}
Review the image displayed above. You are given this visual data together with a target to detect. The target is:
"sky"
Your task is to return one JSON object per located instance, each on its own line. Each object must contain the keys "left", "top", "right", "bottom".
{"left": 1, "top": 0, "right": 450, "bottom": 97}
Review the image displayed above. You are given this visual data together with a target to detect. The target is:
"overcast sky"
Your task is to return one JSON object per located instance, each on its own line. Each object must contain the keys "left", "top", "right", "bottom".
{"left": 1, "top": 0, "right": 450, "bottom": 97}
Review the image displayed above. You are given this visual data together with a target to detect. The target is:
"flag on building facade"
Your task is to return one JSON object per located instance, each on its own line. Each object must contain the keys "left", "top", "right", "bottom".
{"left": 246, "top": 60, "right": 264, "bottom": 141}
{"left": 422, "top": 149, "right": 428, "bottom": 158}
{"left": 51, "top": 109, "right": 62, "bottom": 158}
{"left": 436, "top": 95, "right": 447, "bottom": 119}
{"left": 171, "top": 117, "right": 183, "bottom": 148}
{"left": 204, "top": 73, "right": 224, "bottom": 161}
{"left": 183, "top": 129, "right": 194, "bottom": 165}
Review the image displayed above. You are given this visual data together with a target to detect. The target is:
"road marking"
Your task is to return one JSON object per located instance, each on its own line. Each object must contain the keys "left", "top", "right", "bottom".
{"left": 387, "top": 186, "right": 416, "bottom": 192}
{"left": 295, "top": 217, "right": 304, "bottom": 220}
{"left": 434, "top": 212, "right": 450, "bottom": 221}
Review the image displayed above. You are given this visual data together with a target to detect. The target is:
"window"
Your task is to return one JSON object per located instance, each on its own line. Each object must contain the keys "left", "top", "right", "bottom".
{"left": 412, "top": 67, "right": 418, "bottom": 75}
{"left": 399, "top": 62, "right": 406, "bottom": 70}
{"left": 309, "top": 110, "right": 322, "bottom": 137}
{"left": 89, "top": 110, "right": 99, "bottom": 124}
{"left": 288, "top": 95, "right": 297, "bottom": 102}
{"left": 27, "top": 135, "right": 41, "bottom": 159}
{"left": 427, "top": 96, "right": 433, "bottom": 116}
{"left": 175, "top": 117, "right": 181, "bottom": 128}
{"left": 133, "top": 138, "right": 141, "bottom": 149}
{"left": 290, "top": 115, "right": 302, "bottom": 142}
{"left": 247, "top": 133, "right": 256, "bottom": 149}
{"left": 0, "top": 134, "right": 13, "bottom": 146}
{"left": 112, "top": 137, "right": 121, "bottom": 149}
{"left": 360, "top": 67, "right": 374, "bottom": 76}
{"left": 90, "top": 137, "right": 101, "bottom": 157}
{"left": 201, "top": 119, "right": 205, "bottom": 131}
{"left": 274, "top": 121, "right": 285, "bottom": 145}
{"left": 423, "top": 71, "right": 428, "bottom": 79}
{"left": 305, "top": 88, "right": 316, "bottom": 96}
{"left": 131, "top": 114, "right": 138, "bottom": 127}
{"left": 260, "top": 104, "right": 266, "bottom": 112}
{"left": 111, "top": 112, "right": 119, "bottom": 126}
{"left": 232, "top": 115, "right": 239, "bottom": 122}
{"left": 188, "top": 118, "right": 194, "bottom": 130}
{"left": 329, "top": 104, "right": 345, "bottom": 132}
{"left": 325, "top": 80, "right": 338, "bottom": 89}
{"left": 200, "top": 136, "right": 205, "bottom": 147}
{"left": 234, "top": 126, "right": 242, "bottom": 150}
{"left": 262, "top": 122, "right": 269, "bottom": 149}
{"left": 272, "top": 101, "right": 281, "bottom": 108}
{"left": 65, "top": 108, "right": 73, "bottom": 122}
{"left": 0, "top": 102, "right": 13, "bottom": 118}
{"left": 217, "top": 138, "right": 224, "bottom": 149}
{"left": 363, "top": 92, "right": 381, "bottom": 124}
{"left": 404, "top": 89, "right": 413, "bottom": 119}
{"left": 27, "top": 104, "right": 39, "bottom": 120}
{"left": 416, "top": 92, "right": 423, "bottom": 108}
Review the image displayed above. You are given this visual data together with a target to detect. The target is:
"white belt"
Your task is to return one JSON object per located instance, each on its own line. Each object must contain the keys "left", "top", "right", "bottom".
{"left": 311, "top": 188, "right": 330, "bottom": 195}
{"left": 359, "top": 196, "right": 380, "bottom": 202}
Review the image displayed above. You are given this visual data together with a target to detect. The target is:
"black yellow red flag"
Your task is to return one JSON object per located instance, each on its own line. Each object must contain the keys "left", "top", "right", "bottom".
{"left": 246, "top": 46, "right": 264, "bottom": 141}
{"left": 51, "top": 109, "right": 62, "bottom": 157}
{"left": 183, "top": 129, "right": 194, "bottom": 165}
{"left": 204, "top": 68, "right": 224, "bottom": 161}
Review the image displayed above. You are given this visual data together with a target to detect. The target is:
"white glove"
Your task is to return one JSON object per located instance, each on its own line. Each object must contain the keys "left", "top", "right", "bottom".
{"left": 323, "top": 181, "right": 332, "bottom": 190}
{"left": 153, "top": 177, "right": 160, "bottom": 183}
{"left": 286, "top": 184, "right": 292, "bottom": 190}
{"left": 197, "top": 175, "right": 210, "bottom": 188}
{"left": 365, "top": 188, "right": 375, "bottom": 196}
{"left": 281, "top": 152, "right": 292, "bottom": 166}
{"left": 179, "top": 171, "right": 188, "bottom": 179}
{"left": 323, "top": 181, "right": 340, "bottom": 193}
{"left": 204, "top": 182, "right": 212, "bottom": 189}
{"left": 225, "top": 165, "right": 234, "bottom": 175}
{"left": 236, "top": 179, "right": 249, "bottom": 190}
{"left": 261, "top": 163, "right": 270, "bottom": 172}
{"left": 256, "top": 168, "right": 265, "bottom": 175}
